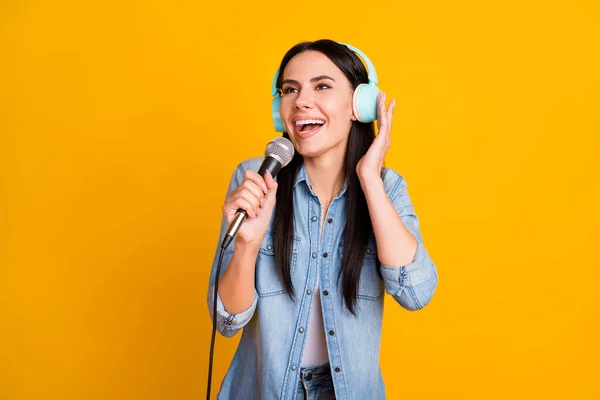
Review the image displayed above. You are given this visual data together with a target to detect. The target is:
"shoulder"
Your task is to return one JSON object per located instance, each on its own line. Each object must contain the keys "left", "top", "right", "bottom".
{"left": 229, "top": 157, "right": 265, "bottom": 183}
{"left": 381, "top": 167, "right": 409, "bottom": 200}
{"left": 224, "top": 157, "right": 265, "bottom": 192}
{"left": 237, "top": 157, "right": 265, "bottom": 174}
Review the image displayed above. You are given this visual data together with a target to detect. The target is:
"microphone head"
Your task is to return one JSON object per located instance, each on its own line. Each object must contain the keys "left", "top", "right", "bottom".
{"left": 265, "top": 137, "right": 295, "bottom": 167}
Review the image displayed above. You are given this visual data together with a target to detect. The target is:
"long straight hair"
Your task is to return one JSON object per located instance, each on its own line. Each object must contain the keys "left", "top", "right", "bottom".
{"left": 272, "top": 39, "right": 377, "bottom": 315}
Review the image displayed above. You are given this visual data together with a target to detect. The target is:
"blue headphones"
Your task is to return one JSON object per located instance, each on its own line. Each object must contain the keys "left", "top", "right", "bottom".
{"left": 271, "top": 42, "right": 381, "bottom": 132}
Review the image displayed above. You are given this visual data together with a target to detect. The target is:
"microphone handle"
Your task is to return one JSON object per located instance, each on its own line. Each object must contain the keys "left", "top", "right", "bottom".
{"left": 221, "top": 156, "right": 282, "bottom": 249}
{"left": 257, "top": 156, "right": 282, "bottom": 178}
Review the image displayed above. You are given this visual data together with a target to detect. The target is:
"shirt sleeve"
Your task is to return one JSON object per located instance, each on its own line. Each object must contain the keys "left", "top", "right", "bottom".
{"left": 378, "top": 170, "right": 439, "bottom": 311}
{"left": 206, "top": 163, "right": 258, "bottom": 337}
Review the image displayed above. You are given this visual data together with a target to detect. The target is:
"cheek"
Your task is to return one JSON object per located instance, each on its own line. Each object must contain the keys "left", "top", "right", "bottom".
{"left": 278, "top": 98, "right": 291, "bottom": 117}
{"left": 323, "top": 96, "right": 354, "bottom": 123}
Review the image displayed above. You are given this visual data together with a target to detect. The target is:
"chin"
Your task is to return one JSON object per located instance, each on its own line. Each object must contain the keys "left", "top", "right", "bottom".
{"left": 295, "top": 142, "right": 340, "bottom": 160}
{"left": 288, "top": 136, "right": 324, "bottom": 158}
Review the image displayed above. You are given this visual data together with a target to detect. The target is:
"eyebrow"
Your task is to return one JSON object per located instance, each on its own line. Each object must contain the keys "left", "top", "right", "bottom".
{"left": 281, "top": 75, "right": 336, "bottom": 86}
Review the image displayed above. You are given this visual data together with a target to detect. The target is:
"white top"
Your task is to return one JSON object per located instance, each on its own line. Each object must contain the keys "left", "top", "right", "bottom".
{"left": 300, "top": 280, "right": 329, "bottom": 367}
{"left": 300, "top": 217, "right": 331, "bottom": 367}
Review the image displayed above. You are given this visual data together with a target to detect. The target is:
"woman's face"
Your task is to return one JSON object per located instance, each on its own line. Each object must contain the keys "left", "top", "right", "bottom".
{"left": 279, "top": 50, "right": 356, "bottom": 159}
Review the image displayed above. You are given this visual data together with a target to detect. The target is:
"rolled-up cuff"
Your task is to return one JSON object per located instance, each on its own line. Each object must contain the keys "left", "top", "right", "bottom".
{"left": 379, "top": 240, "right": 436, "bottom": 292}
{"left": 208, "top": 283, "right": 257, "bottom": 337}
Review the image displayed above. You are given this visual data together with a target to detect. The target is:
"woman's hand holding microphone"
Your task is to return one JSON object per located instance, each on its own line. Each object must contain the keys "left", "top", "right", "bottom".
{"left": 222, "top": 170, "right": 278, "bottom": 248}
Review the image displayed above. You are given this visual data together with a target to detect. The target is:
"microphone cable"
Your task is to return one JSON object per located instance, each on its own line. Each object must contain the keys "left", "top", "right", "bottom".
{"left": 206, "top": 245, "right": 226, "bottom": 400}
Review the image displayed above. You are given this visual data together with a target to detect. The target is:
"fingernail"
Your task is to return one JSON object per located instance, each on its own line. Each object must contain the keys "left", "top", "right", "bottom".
{"left": 261, "top": 183, "right": 268, "bottom": 193}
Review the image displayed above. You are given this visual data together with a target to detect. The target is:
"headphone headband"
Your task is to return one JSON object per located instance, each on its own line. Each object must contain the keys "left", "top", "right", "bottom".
{"left": 337, "top": 42, "right": 378, "bottom": 85}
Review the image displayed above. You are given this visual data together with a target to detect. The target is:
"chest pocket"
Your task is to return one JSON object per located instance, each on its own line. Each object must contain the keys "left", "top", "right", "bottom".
{"left": 338, "top": 237, "right": 384, "bottom": 300}
{"left": 255, "top": 231, "right": 300, "bottom": 297}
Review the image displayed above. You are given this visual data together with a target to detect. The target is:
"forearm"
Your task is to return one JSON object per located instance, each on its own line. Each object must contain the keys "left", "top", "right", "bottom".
{"left": 361, "top": 177, "right": 417, "bottom": 267}
{"left": 217, "top": 240, "right": 260, "bottom": 314}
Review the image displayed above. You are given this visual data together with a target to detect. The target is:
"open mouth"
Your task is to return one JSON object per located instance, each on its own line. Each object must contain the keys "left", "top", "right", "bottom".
{"left": 294, "top": 119, "right": 326, "bottom": 138}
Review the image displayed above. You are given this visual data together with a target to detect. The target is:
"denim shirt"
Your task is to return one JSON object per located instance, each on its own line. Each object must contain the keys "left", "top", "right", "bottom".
{"left": 208, "top": 157, "right": 438, "bottom": 400}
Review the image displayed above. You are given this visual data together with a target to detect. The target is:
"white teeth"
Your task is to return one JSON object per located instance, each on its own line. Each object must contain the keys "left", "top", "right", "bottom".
{"left": 295, "top": 119, "right": 325, "bottom": 126}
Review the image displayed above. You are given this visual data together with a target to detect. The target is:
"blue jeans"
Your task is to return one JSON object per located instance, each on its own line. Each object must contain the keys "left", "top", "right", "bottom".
{"left": 296, "top": 363, "right": 336, "bottom": 400}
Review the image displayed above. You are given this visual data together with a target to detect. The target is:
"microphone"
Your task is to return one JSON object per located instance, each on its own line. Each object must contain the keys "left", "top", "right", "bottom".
{"left": 220, "top": 137, "right": 295, "bottom": 249}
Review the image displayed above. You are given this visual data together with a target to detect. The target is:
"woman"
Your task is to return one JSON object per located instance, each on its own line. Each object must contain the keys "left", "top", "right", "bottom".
{"left": 208, "top": 39, "right": 438, "bottom": 400}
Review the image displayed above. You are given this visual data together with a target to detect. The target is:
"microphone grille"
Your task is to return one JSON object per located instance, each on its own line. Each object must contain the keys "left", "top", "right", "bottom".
{"left": 265, "top": 137, "right": 295, "bottom": 167}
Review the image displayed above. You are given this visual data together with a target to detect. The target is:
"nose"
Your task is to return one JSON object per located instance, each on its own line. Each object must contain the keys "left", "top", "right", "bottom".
{"left": 294, "top": 89, "right": 315, "bottom": 110}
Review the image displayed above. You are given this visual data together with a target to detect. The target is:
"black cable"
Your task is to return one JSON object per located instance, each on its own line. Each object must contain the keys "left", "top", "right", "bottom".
{"left": 206, "top": 245, "right": 226, "bottom": 400}
{"left": 206, "top": 211, "right": 243, "bottom": 398}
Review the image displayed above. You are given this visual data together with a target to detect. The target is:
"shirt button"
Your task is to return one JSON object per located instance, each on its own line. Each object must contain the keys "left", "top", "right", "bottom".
{"left": 335, "top": 367, "right": 341, "bottom": 373}
{"left": 311, "top": 216, "right": 317, "bottom": 222}
{"left": 299, "top": 327, "right": 305, "bottom": 333}
{"left": 323, "top": 290, "right": 329, "bottom": 296}
{"left": 312, "top": 252, "right": 317, "bottom": 258}
{"left": 306, "top": 289, "right": 312, "bottom": 295}
{"left": 291, "top": 365, "right": 297, "bottom": 371}
{"left": 323, "top": 253, "right": 328, "bottom": 258}
{"left": 327, "top": 218, "right": 333, "bottom": 223}
{"left": 266, "top": 245, "right": 273, "bottom": 250}
{"left": 329, "top": 330, "right": 335, "bottom": 336}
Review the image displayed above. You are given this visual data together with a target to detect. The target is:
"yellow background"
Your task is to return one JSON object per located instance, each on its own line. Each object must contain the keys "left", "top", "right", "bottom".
{"left": 1, "top": 0, "right": 599, "bottom": 398}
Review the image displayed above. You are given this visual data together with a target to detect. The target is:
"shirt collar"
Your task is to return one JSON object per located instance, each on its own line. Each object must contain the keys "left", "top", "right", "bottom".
{"left": 294, "top": 163, "right": 349, "bottom": 199}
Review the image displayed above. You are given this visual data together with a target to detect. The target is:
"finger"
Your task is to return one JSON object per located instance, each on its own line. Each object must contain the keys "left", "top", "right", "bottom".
{"left": 378, "top": 92, "right": 388, "bottom": 133}
{"left": 375, "top": 96, "right": 389, "bottom": 141}
{"left": 244, "top": 170, "right": 268, "bottom": 194}
{"left": 376, "top": 93, "right": 382, "bottom": 130}
{"left": 239, "top": 179, "right": 265, "bottom": 202}
{"left": 263, "top": 170, "right": 278, "bottom": 191}
{"left": 229, "top": 191, "right": 256, "bottom": 218}
{"left": 238, "top": 188, "right": 261, "bottom": 214}
{"left": 233, "top": 198, "right": 255, "bottom": 219}
{"left": 385, "top": 98, "right": 395, "bottom": 140}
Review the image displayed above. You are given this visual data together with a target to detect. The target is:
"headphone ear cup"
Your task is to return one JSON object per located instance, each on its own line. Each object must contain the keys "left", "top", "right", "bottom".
{"left": 272, "top": 96, "right": 285, "bottom": 132}
{"left": 353, "top": 83, "right": 381, "bottom": 123}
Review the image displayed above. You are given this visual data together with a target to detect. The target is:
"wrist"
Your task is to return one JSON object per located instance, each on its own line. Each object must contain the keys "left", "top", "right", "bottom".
{"left": 358, "top": 172, "right": 384, "bottom": 191}
{"left": 234, "top": 237, "right": 262, "bottom": 254}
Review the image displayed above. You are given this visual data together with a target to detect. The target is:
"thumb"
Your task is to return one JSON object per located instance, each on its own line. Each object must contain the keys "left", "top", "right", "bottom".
{"left": 263, "top": 171, "right": 278, "bottom": 202}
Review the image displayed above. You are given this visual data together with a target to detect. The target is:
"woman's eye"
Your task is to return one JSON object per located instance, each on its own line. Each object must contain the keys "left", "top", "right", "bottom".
{"left": 281, "top": 84, "right": 329, "bottom": 94}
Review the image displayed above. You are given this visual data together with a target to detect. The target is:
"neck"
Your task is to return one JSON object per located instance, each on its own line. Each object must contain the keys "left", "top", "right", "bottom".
{"left": 304, "top": 151, "right": 346, "bottom": 204}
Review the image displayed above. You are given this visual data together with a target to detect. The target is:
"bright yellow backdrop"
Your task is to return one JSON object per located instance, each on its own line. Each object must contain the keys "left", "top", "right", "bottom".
{"left": 1, "top": 0, "right": 599, "bottom": 399}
